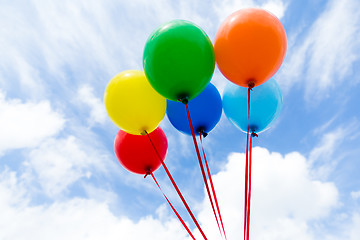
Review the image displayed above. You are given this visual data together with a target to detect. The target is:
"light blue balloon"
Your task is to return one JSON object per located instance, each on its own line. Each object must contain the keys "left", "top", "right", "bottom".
{"left": 223, "top": 78, "right": 283, "bottom": 134}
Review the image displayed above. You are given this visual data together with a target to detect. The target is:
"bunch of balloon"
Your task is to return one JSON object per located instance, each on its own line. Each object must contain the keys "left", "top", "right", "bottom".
{"left": 166, "top": 83, "right": 227, "bottom": 239}
{"left": 214, "top": 8, "right": 287, "bottom": 240}
{"left": 142, "top": 19, "right": 220, "bottom": 240}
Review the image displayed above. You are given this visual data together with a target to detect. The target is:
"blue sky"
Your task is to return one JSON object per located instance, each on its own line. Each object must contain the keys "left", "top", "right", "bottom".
{"left": 1, "top": 0, "right": 360, "bottom": 239}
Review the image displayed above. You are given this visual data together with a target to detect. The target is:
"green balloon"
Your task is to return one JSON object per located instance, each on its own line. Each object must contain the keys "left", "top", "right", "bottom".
{"left": 143, "top": 20, "right": 215, "bottom": 102}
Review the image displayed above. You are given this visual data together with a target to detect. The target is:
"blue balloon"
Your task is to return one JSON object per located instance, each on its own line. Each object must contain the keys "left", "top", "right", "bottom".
{"left": 223, "top": 78, "right": 283, "bottom": 134}
{"left": 166, "top": 83, "right": 222, "bottom": 136}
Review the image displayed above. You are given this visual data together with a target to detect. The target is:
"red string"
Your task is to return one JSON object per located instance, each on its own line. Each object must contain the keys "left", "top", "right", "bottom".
{"left": 150, "top": 172, "right": 196, "bottom": 240}
{"left": 244, "top": 127, "right": 249, "bottom": 240}
{"left": 199, "top": 132, "right": 227, "bottom": 240}
{"left": 244, "top": 86, "right": 255, "bottom": 240}
{"left": 185, "top": 104, "right": 221, "bottom": 240}
{"left": 146, "top": 132, "right": 208, "bottom": 240}
{"left": 246, "top": 133, "right": 253, "bottom": 240}
{"left": 248, "top": 88, "right": 251, "bottom": 118}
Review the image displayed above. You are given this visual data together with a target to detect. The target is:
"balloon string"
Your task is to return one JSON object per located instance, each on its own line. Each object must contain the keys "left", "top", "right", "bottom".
{"left": 248, "top": 87, "right": 252, "bottom": 118}
{"left": 198, "top": 133, "right": 222, "bottom": 240}
{"left": 244, "top": 127, "right": 249, "bottom": 240}
{"left": 244, "top": 86, "right": 251, "bottom": 240}
{"left": 199, "top": 132, "right": 228, "bottom": 240}
{"left": 246, "top": 132, "right": 257, "bottom": 240}
{"left": 185, "top": 104, "right": 217, "bottom": 240}
{"left": 145, "top": 132, "right": 208, "bottom": 240}
{"left": 244, "top": 87, "right": 254, "bottom": 240}
{"left": 246, "top": 133, "right": 253, "bottom": 240}
{"left": 150, "top": 172, "right": 196, "bottom": 240}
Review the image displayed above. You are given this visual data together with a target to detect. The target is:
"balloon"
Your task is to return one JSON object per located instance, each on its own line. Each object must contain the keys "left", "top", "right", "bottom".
{"left": 166, "top": 83, "right": 222, "bottom": 136}
{"left": 223, "top": 78, "right": 283, "bottom": 134}
{"left": 104, "top": 70, "right": 166, "bottom": 135}
{"left": 214, "top": 8, "right": 287, "bottom": 88}
{"left": 114, "top": 127, "right": 168, "bottom": 175}
{"left": 143, "top": 20, "right": 215, "bottom": 102}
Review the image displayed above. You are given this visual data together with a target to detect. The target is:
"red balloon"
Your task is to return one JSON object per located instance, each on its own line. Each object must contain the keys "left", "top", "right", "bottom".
{"left": 114, "top": 127, "right": 168, "bottom": 175}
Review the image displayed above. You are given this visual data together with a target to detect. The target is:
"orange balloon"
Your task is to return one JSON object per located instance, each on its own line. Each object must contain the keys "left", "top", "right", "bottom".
{"left": 214, "top": 8, "right": 287, "bottom": 88}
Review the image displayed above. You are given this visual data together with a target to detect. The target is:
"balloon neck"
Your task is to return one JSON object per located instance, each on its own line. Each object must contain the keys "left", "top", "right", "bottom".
{"left": 141, "top": 130, "right": 148, "bottom": 136}
{"left": 198, "top": 128, "right": 208, "bottom": 138}
{"left": 248, "top": 124, "right": 258, "bottom": 133}
{"left": 144, "top": 168, "right": 152, "bottom": 178}
{"left": 178, "top": 97, "right": 189, "bottom": 104}
{"left": 251, "top": 132, "right": 258, "bottom": 138}
{"left": 248, "top": 81, "right": 255, "bottom": 89}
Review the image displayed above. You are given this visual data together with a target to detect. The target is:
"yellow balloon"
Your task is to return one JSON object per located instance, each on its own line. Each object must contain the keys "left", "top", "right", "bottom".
{"left": 104, "top": 70, "right": 166, "bottom": 135}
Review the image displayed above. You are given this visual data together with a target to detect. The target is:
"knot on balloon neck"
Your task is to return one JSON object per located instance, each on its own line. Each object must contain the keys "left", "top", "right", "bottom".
{"left": 248, "top": 80, "right": 255, "bottom": 90}
{"left": 251, "top": 132, "right": 258, "bottom": 138}
{"left": 141, "top": 130, "right": 148, "bottom": 136}
{"left": 178, "top": 97, "right": 189, "bottom": 105}
{"left": 144, "top": 170, "right": 151, "bottom": 178}
{"left": 199, "top": 129, "right": 208, "bottom": 138}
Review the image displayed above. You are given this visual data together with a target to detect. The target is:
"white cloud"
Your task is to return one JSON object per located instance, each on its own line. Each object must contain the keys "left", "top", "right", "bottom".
{"left": 213, "top": 0, "right": 286, "bottom": 22}
{"left": 26, "top": 136, "right": 108, "bottom": 197}
{"left": 278, "top": 0, "right": 360, "bottom": 100}
{"left": 0, "top": 92, "right": 65, "bottom": 154}
{"left": 77, "top": 85, "right": 107, "bottom": 125}
{"left": 195, "top": 147, "right": 338, "bottom": 240}
{"left": 0, "top": 168, "right": 189, "bottom": 240}
{"left": 349, "top": 213, "right": 360, "bottom": 240}
{"left": 325, "top": 212, "right": 360, "bottom": 240}
{"left": 261, "top": 0, "right": 286, "bottom": 19}
{"left": 0, "top": 168, "right": 29, "bottom": 208}
{"left": 0, "top": 144, "right": 357, "bottom": 240}
{"left": 1, "top": 1, "right": 359, "bottom": 240}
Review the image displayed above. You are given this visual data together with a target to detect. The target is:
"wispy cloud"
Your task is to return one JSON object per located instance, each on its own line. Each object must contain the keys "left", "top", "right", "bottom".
{"left": 308, "top": 119, "right": 360, "bottom": 179}
{"left": 77, "top": 85, "right": 107, "bottom": 126}
{"left": 278, "top": 0, "right": 360, "bottom": 101}
{"left": 351, "top": 190, "right": 360, "bottom": 200}
{"left": 25, "top": 136, "right": 104, "bottom": 197}
{"left": 212, "top": 0, "right": 286, "bottom": 22}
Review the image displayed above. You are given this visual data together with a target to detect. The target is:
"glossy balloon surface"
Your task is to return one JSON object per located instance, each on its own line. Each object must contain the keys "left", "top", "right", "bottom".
{"left": 143, "top": 20, "right": 215, "bottom": 102}
{"left": 214, "top": 8, "right": 287, "bottom": 88}
{"left": 166, "top": 83, "right": 222, "bottom": 136}
{"left": 223, "top": 78, "right": 283, "bottom": 133}
{"left": 104, "top": 70, "right": 166, "bottom": 135}
{"left": 114, "top": 127, "right": 168, "bottom": 175}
